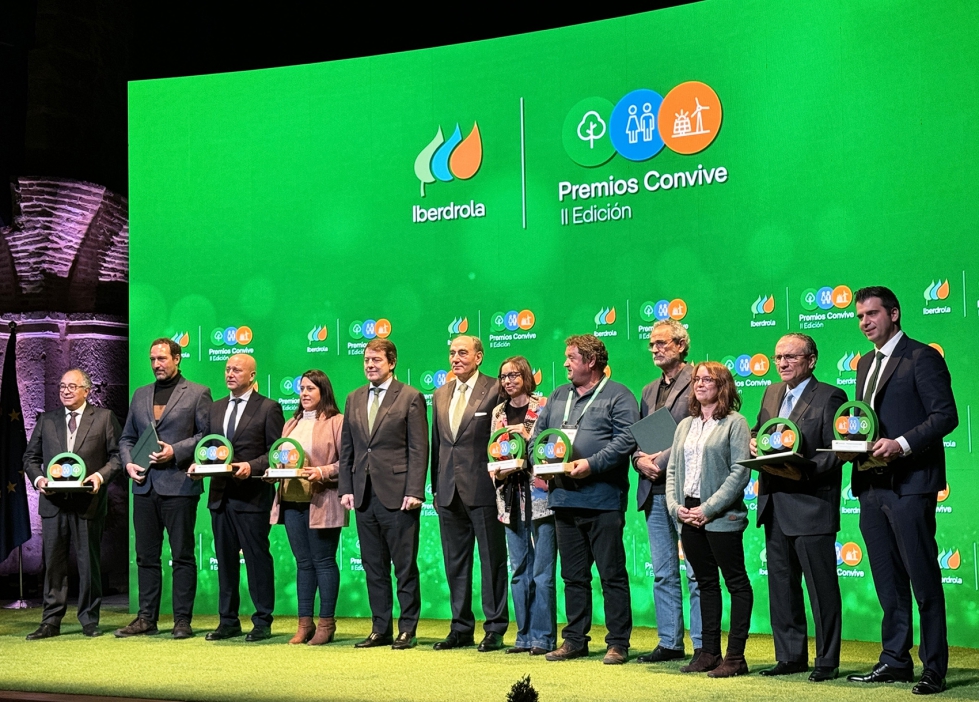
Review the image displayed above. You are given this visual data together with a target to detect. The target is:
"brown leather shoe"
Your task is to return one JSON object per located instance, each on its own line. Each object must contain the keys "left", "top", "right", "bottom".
{"left": 603, "top": 645, "right": 629, "bottom": 665}
{"left": 545, "top": 640, "right": 589, "bottom": 661}
{"left": 289, "top": 617, "right": 315, "bottom": 645}
{"left": 114, "top": 617, "right": 158, "bottom": 638}
{"left": 708, "top": 653, "right": 749, "bottom": 678}
{"left": 308, "top": 616, "right": 336, "bottom": 646}
{"left": 680, "top": 650, "right": 722, "bottom": 673}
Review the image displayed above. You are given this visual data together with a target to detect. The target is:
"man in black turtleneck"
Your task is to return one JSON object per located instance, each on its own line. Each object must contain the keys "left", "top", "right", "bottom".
{"left": 117, "top": 337, "right": 212, "bottom": 639}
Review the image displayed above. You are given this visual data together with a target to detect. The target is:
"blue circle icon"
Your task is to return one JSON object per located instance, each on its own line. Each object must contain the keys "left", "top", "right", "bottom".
{"left": 223, "top": 327, "right": 238, "bottom": 345}
{"left": 735, "top": 354, "right": 752, "bottom": 378}
{"left": 362, "top": 320, "right": 377, "bottom": 339}
{"left": 816, "top": 287, "right": 834, "bottom": 310}
{"left": 653, "top": 300, "right": 670, "bottom": 321}
{"left": 504, "top": 311, "right": 519, "bottom": 332}
{"left": 610, "top": 89, "right": 665, "bottom": 162}
{"left": 434, "top": 370, "right": 448, "bottom": 387}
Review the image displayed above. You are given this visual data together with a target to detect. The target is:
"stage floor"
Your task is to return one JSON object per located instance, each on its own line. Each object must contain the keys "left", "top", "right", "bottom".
{"left": 1, "top": 603, "right": 977, "bottom": 701}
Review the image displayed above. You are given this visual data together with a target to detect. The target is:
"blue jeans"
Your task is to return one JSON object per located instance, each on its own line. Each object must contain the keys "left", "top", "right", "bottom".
{"left": 645, "top": 493, "right": 702, "bottom": 650}
{"left": 506, "top": 515, "right": 557, "bottom": 650}
{"left": 283, "top": 503, "right": 341, "bottom": 618}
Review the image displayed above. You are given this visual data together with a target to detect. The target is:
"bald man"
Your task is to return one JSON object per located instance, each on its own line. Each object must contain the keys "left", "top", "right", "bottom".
{"left": 194, "top": 354, "right": 284, "bottom": 641}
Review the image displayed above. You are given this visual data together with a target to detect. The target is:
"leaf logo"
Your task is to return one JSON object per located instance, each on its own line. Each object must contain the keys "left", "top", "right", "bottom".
{"left": 447, "top": 317, "right": 469, "bottom": 334}
{"left": 837, "top": 351, "right": 860, "bottom": 373}
{"left": 594, "top": 307, "right": 616, "bottom": 325}
{"left": 307, "top": 326, "right": 328, "bottom": 342}
{"left": 938, "top": 549, "right": 961, "bottom": 570}
{"left": 171, "top": 331, "right": 190, "bottom": 347}
{"left": 414, "top": 122, "right": 482, "bottom": 197}
{"left": 924, "top": 279, "right": 950, "bottom": 301}
{"left": 750, "top": 295, "right": 775, "bottom": 316}
{"left": 533, "top": 368, "right": 543, "bottom": 386}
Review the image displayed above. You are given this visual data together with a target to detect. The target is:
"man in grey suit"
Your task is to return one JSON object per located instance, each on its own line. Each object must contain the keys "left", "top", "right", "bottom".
{"left": 23, "top": 368, "right": 121, "bottom": 639}
{"left": 431, "top": 335, "right": 508, "bottom": 652}
{"left": 116, "top": 337, "right": 211, "bottom": 639}
{"left": 339, "top": 339, "right": 428, "bottom": 650}
{"left": 749, "top": 333, "right": 846, "bottom": 682}
{"left": 633, "top": 319, "right": 702, "bottom": 664}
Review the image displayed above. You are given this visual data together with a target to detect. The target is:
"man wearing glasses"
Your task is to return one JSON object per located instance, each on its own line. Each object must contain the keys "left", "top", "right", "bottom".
{"left": 747, "top": 333, "right": 846, "bottom": 682}
{"left": 633, "top": 319, "right": 702, "bottom": 665}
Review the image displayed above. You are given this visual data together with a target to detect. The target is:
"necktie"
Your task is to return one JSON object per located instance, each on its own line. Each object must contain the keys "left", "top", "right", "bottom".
{"left": 68, "top": 411, "right": 78, "bottom": 434}
{"left": 450, "top": 382, "right": 468, "bottom": 440}
{"left": 226, "top": 398, "right": 242, "bottom": 441}
{"left": 368, "top": 386, "right": 382, "bottom": 433}
{"left": 779, "top": 391, "right": 795, "bottom": 419}
{"left": 865, "top": 351, "right": 885, "bottom": 405}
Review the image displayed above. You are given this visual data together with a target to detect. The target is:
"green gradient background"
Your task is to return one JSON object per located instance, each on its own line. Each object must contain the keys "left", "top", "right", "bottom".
{"left": 128, "top": 0, "right": 979, "bottom": 646}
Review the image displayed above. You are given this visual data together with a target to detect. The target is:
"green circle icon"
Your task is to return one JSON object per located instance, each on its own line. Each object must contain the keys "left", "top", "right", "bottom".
{"left": 800, "top": 288, "right": 819, "bottom": 311}
{"left": 210, "top": 327, "right": 225, "bottom": 344}
{"left": 47, "top": 452, "right": 86, "bottom": 481}
{"left": 639, "top": 301, "right": 657, "bottom": 322}
{"left": 349, "top": 321, "right": 364, "bottom": 339}
{"left": 563, "top": 97, "right": 616, "bottom": 167}
{"left": 268, "top": 438, "right": 306, "bottom": 469}
{"left": 721, "top": 356, "right": 737, "bottom": 373}
{"left": 490, "top": 312, "right": 506, "bottom": 333}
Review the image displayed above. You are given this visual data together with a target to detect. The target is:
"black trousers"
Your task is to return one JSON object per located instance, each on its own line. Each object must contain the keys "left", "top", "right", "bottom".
{"left": 40, "top": 511, "right": 104, "bottom": 627}
{"left": 436, "top": 490, "right": 509, "bottom": 636}
{"left": 680, "top": 498, "right": 753, "bottom": 656}
{"left": 133, "top": 491, "right": 199, "bottom": 623}
{"left": 355, "top": 478, "right": 421, "bottom": 636}
{"left": 553, "top": 508, "right": 632, "bottom": 649}
{"left": 860, "top": 484, "right": 947, "bottom": 676}
{"left": 211, "top": 504, "right": 275, "bottom": 629}
{"left": 765, "top": 510, "right": 841, "bottom": 667}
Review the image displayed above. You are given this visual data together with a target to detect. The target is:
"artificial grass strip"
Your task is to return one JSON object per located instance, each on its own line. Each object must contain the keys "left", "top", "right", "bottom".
{"left": 1, "top": 607, "right": 977, "bottom": 702}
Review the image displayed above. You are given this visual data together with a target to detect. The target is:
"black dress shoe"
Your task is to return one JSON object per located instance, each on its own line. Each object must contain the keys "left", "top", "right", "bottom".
{"left": 245, "top": 627, "right": 272, "bottom": 642}
{"left": 355, "top": 632, "right": 394, "bottom": 648}
{"left": 847, "top": 662, "right": 914, "bottom": 684}
{"left": 637, "top": 645, "right": 685, "bottom": 663}
{"left": 478, "top": 632, "right": 504, "bottom": 652}
{"left": 507, "top": 646, "right": 531, "bottom": 654}
{"left": 392, "top": 632, "right": 416, "bottom": 650}
{"left": 26, "top": 624, "right": 60, "bottom": 640}
{"left": 809, "top": 666, "right": 839, "bottom": 682}
{"left": 529, "top": 647, "right": 549, "bottom": 656}
{"left": 114, "top": 617, "right": 158, "bottom": 638}
{"left": 81, "top": 623, "right": 102, "bottom": 637}
{"left": 433, "top": 631, "right": 475, "bottom": 650}
{"left": 912, "top": 670, "right": 947, "bottom": 695}
{"left": 172, "top": 620, "right": 194, "bottom": 639}
{"left": 760, "top": 660, "right": 809, "bottom": 676}
{"left": 205, "top": 624, "right": 243, "bottom": 641}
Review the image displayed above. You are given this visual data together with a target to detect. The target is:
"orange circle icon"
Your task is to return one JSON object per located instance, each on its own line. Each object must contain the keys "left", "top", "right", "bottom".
{"left": 235, "top": 326, "right": 253, "bottom": 344}
{"left": 517, "top": 310, "right": 535, "bottom": 330}
{"left": 51, "top": 464, "right": 63, "bottom": 478}
{"left": 374, "top": 319, "right": 392, "bottom": 338}
{"left": 832, "top": 285, "right": 852, "bottom": 309}
{"left": 490, "top": 443, "right": 502, "bottom": 459}
{"left": 554, "top": 440, "right": 567, "bottom": 458}
{"left": 836, "top": 416, "right": 851, "bottom": 434}
{"left": 937, "top": 483, "right": 950, "bottom": 502}
{"left": 603, "top": 365, "right": 612, "bottom": 378}
{"left": 929, "top": 342, "right": 945, "bottom": 357}
{"left": 668, "top": 299, "right": 687, "bottom": 320}
{"left": 659, "top": 81, "right": 723, "bottom": 155}
{"left": 840, "top": 541, "right": 863, "bottom": 566}
{"left": 749, "top": 353, "right": 770, "bottom": 376}
{"left": 216, "top": 446, "right": 230, "bottom": 460}
{"left": 781, "top": 430, "right": 796, "bottom": 448}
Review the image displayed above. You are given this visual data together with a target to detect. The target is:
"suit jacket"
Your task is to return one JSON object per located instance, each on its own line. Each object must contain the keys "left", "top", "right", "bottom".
{"left": 24, "top": 405, "right": 122, "bottom": 520}
{"left": 852, "top": 333, "right": 957, "bottom": 496}
{"left": 430, "top": 372, "right": 503, "bottom": 508}
{"left": 338, "top": 380, "right": 429, "bottom": 511}
{"left": 634, "top": 363, "right": 693, "bottom": 509}
{"left": 270, "top": 413, "right": 348, "bottom": 529}
{"left": 119, "top": 375, "right": 212, "bottom": 497}
{"left": 206, "top": 392, "right": 284, "bottom": 512}
{"left": 751, "top": 377, "right": 847, "bottom": 536}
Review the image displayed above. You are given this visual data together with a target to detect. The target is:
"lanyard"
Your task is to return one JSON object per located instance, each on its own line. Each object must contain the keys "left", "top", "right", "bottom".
{"left": 562, "top": 376, "right": 609, "bottom": 428}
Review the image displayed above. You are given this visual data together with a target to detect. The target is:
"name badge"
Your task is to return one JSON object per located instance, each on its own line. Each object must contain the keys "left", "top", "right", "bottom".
{"left": 560, "top": 424, "right": 578, "bottom": 449}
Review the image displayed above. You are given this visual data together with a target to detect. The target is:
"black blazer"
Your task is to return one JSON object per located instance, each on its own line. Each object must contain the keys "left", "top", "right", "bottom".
{"left": 751, "top": 377, "right": 846, "bottom": 536}
{"left": 430, "top": 372, "right": 503, "bottom": 508}
{"left": 338, "top": 380, "right": 429, "bottom": 511}
{"left": 852, "top": 333, "right": 957, "bottom": 496}
{"left": 23, "top": 405, "right": 122, "bottom": 520}
{"left": 205, "top": 392, "right": 284, "bottom": 512}
{"left": 634, "top": 363, "right": 693, "bottom": 510}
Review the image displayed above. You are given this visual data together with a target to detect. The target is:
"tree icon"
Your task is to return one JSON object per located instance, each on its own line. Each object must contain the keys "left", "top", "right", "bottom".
{"left": 577, "top": 110, "right": 606, "bottom": 149}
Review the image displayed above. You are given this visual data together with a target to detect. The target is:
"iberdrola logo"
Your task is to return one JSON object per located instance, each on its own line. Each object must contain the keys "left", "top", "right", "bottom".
{"left": 448, "top": 317, "right": 469, "bottom": 334}
{"left": 594, "top": 307, "right": 616, "bottom": 325}
{"left": 938, "top": 549, "right": 961, "bottom": 570}
{"left": 750, "top": 295, "right": 775, "bottom": 317}
{"left": 837, "top": 351, "right": 861, "bottom": 374}
{"left": 924, "top": 279, "right": 950, "bottom": 301}
{"left": 414, "top": 123, "right": 482, "bottom": 197}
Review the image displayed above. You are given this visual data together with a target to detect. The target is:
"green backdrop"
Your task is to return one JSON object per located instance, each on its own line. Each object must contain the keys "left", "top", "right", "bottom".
{"left": 128, "top": 0, "right": 978, "bottom": 646}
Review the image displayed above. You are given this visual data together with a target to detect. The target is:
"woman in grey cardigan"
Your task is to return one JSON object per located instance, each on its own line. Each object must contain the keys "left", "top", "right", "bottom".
{"left": 666, "top": 360, "right": 753, "bottom": 678}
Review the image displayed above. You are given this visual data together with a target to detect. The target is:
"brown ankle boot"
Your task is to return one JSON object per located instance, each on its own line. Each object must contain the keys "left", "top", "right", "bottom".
{"left": 708, "top": 653, "right": 749, "bottom": 678}
{"left": 680, "top": 650, "right": 722, "bottom": 673}
{"left": 308, "top": 616, "right": 336, "bottom": 646}
{"left": 289, "top": 617, "right": 314, "bottom": 645}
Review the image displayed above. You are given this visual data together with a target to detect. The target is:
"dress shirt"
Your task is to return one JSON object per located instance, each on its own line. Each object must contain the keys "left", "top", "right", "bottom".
{"left": 65, "top": 402, "right": 88, "bottom": 452}
{"left": 366, "top": 376, "right": 393, "bottom": 412}
{"left": 779, "top": 376, "right": 811, "bottom": 417}
{"left": 682, "top": 416, "right": 718, "bottom": 499}
{"left": 449, "top": 373, "right": 478, "bottom": 419}
{"left": 864, "top": 331, "right": 911, "bottom": 456}
{"left": 223, "top": 389, "right": 253, "bottom": 436}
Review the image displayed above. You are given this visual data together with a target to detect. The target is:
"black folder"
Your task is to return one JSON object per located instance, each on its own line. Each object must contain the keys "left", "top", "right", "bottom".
{"left": 131, "top": 423, "right": 160, "bottom": 473}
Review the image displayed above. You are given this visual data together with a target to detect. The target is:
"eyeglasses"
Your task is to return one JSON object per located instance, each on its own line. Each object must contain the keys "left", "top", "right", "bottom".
{"left": 772, "top": 354, "right": 811, "bottom": 364}
{"left": 499, "top": 372, "right": 521, "bottom": 382}
{"left": 693, "top": 376, "right": 716, "bottom": 386}
{"left": 59, "top": 383, "right": 88, "bottom": 392}
{"left": 648, "top": 340, "right": 674, "bottom": 350}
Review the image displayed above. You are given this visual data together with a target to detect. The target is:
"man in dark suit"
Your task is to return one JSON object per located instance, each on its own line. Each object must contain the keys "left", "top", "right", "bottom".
{"left": 23, "top": 368, "right": 121, "bottom": 639}
{"left": 117, "top": 337, "right": 211, "bottom": 639}
{"left": 339, "top": 338, "right": 428, "bottom": 650}
{"left": 633, "top": 319, "right": 701, "bottom": 664}
{"left": 195, "top": 353, "right": 283, "bottom": 642}
{"left": 431, "top": 335, "right": 508, "bottom": 651}
{"left": 748, "top": 333, "right": 846, "bottom": 682}
{"left": 845, "top": 287, "right": 957, "bottom": 696}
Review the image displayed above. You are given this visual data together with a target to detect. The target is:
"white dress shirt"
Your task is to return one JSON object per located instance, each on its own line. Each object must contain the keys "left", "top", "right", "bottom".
{"left": 863, "top": 331, "right": 910, "bottom": 455}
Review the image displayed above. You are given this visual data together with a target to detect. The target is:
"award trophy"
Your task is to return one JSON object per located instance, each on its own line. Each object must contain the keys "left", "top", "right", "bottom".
{"left": 818, "top": 400, "right": 885, "bottom": 469}
{"left": 45, "top": 452, "right": 92, "bottom": 491}
{"left": 739, "top": 418, "right": 814, "bottom": 480}
{"left": 531, "top": 429, "right": 572, "bottom": 477}
{"left": 487, "top": 428, "right": 526, "bottom": 477}
{"left": 266, "top": 438, "right": 307, "bottom": 478}
{"left": 190, "top": 434, "right": 234, "bottom": 474}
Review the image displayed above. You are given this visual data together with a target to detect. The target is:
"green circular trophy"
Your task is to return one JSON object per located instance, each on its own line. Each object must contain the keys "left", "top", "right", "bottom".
{"left": 192, "top": 434, "right": 234, "bottom": 474}
{"left": 266, "top": 437, "right": 307, "bottom": 478}
{"left": 487, "top": 428, "right": 526, "bottom": 475}
{"left": 831, "top": 400, "right": 878, "bottom": 452}
{"left": 756, "top": 418, "right": 803, "bottom": 455}
{"left": 531, "top": 429, "right": 572, "bottom": 477}
{"left": 46, "top": 452, "right": 91, "bottom": 491}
